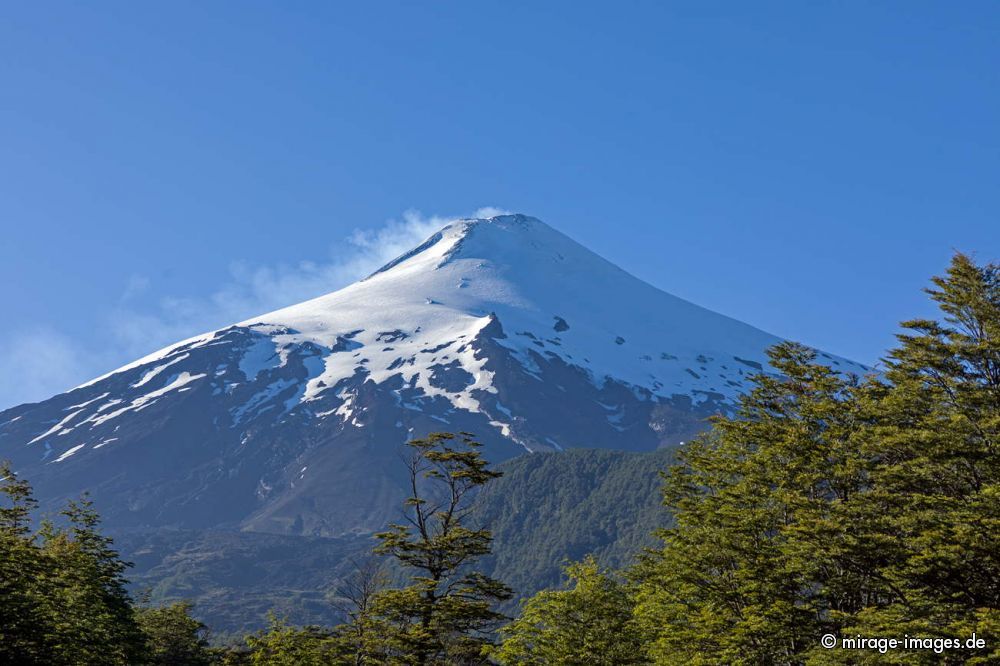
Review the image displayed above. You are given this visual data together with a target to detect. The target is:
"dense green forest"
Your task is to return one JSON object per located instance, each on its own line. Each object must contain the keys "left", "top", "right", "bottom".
{"left": 474, "top": 447, "right": 674, "bottom": 611}
{"left": 110, "top": 447, "right": 671, "bottom": 638}
{"left": 2, "top": 253, "right": 997, "bottom": 664}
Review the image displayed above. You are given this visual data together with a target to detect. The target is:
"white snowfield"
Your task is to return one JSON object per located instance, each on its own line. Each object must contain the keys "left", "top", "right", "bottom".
{"left": 43, "top": 214, "right": 863, "bottom": 461}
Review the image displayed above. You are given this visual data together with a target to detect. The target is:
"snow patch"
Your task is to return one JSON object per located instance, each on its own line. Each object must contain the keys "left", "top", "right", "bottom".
{"left": 232, "top": 378, "right": 297, "bottom": 424}
{"left": 90, "top": 373, "right": 206, "bottom": 427}
{"left": 239, "top": 338, "right": 280, "bottom": 380}
{"left": 53, "top": 443, "right": 86, "bottom": 463}
{"left": 28, "top": 409, "right": 85, "bottom": 444}
{"left": 132, "top": 354, "right": 190, "bottom": 388}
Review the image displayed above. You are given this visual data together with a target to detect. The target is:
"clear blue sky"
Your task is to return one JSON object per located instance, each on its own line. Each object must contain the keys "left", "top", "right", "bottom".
{"left": 2, "top": 1, "right": 998, "bottom": 409}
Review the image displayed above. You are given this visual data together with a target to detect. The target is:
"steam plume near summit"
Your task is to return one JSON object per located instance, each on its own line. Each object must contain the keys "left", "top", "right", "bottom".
{"left": 0, "top": 207, "right": 507, "bottom": 409}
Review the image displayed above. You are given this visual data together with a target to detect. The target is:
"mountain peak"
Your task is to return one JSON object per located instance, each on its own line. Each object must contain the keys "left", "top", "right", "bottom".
{"left": 366, "top": 212, "right": 547, "bottom": 279}
{"left": 69, "top": 213, "right": 866, "bottom": 408}
{"left": 450, "top": 212, "right": 542, "bottom": 231}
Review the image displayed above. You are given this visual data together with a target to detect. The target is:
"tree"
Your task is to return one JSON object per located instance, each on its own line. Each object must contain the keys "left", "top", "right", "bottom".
{"left": 0, "top": 461, "right": 54, "bottom": 665}
{"left": 245, "top": 614, "right": 342, "bottom": 666}
{"left": 495, "top": 556, "right": 648, "bottom": 665}
{"left": 358, "top": 432, "right": 512, "bottom": 664}
{"left": 38, "top": 496, "right": 149, "bottom": 665}
{"left": 1, "top": 464, "right": 156, "bottom": 665}
{"left": 630, "top": 253, "right": 999, "bottom": 665}
{"left": 632, "top": 342, "right": 876, "bottom": 664}
{"left": 836, "top": 253, "right": 1000, "bottom": 664}
{"left": 137, "top": 601, "right": 214, "bottom": 666}
{"left": 330, "top": 556, "right": 389, "bottom": 664}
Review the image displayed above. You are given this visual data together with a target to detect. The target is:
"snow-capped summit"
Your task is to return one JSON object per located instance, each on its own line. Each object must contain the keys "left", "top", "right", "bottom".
{"left": 0, "top": 214, "right": 865, "bottom": 536}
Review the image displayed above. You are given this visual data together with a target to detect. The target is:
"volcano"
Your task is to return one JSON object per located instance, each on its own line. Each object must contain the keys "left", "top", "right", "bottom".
{"left": 0, "top": 214, "right": 864, "bottom": 536}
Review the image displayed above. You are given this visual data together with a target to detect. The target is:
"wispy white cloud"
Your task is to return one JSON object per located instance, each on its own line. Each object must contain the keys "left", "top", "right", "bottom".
{"left": 104, "top": 209, "right": 453, "bottom": 358}
{"left": 0, "top": 207, "right": 510, "bottom": 410}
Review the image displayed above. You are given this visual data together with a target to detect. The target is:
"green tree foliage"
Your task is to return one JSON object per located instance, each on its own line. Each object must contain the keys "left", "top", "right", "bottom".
{"left": 242, "top": 432, "right": 512, "bottom": 664}
{"left": 631, "top": 253, "right": 999, "bottom": 665}
{"left": 630, "top": 342, "right": 869, "bottom": 664}
{"left": 1, "top": 467, "right": 148, "bottom": 665}
{"left": 137, "top": 600, "right": 215, "bottom": 665}
{"left": 0, "top": 462, "right": 54, "bottom": 664}
{"left": 473, "top": 447, "right": 674, "bottom": 610}
{"left": 357, "top": 432, "right": 513, "bottom": 664}
{"left": 0, "top": 463, "right": 223, "bottom": 665}
{"left": 835, "top": 253, "right": 1000, "bottom": 664}
{"left": 40, "top": 497, "right": 150, "bottom": 664}
{"left": 495, "top": 556, "right": 648, "bottom": 665}
{"left": 329, "top": 556, "right": 389, "bottom": 665}
{"left": 245, "top": 614, "right": 344, "bottom": 665}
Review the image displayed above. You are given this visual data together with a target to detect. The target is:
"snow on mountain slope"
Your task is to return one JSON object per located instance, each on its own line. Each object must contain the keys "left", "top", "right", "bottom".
{"left": 0, "top": 214, "right": 866, "bottom": 536}
{"left": 244, "top": 214, "right": 807, "bottom": 405}
{"left": 72, "top": 215, "right": 862, "bottom": 436}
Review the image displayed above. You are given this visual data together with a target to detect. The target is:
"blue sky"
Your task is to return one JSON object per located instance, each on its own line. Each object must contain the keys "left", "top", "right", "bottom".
{"left": 1, "top": 1, "right": 998, "bottom": 409}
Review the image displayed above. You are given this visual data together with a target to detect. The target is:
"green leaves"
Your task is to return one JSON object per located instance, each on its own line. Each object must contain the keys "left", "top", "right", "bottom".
{"left": 847, "top": 253, "right": 1000, "bottom": 662}
{"left": 137, "top": 601, "right": 214, "bottom": 666}
{"left": 0, "top": 463, "right": 53, "bottom": 664}
{"left": 495, "top": 557, "right": 648, "bottom": 665}
{"left": 629, "top": 253, "right": 1000, "bottom": 664}
{"left": 246, "top": 615, "right": 343, "bottom": 665}
{"left": 0, "top": 464, "right": 149, "bottom": 665}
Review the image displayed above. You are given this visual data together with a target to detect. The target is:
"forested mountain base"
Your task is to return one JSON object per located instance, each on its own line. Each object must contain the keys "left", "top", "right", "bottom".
{"left": 111, "top": 448, "right": 674, "bottom": 638}
{"left": 116, "top": 529, "right": 374, "bottom": 641}
{"left": 475, "top": 447, "right": 674, "bottom": 611}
